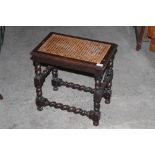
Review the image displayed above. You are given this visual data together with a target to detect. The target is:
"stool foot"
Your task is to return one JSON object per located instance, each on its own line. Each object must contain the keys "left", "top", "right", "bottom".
{"left": 136, "top": 44, "right": 141, "bottom": 51}
{"left": 53, "top": 87, "right": 58, "bottom": 91}
{"left": 37, "top": 106, "right": 43, "bottom": 111}
{"left": 93, "top": 121, "right": 99, "bottom": 126}
{"left": 89, "top": 110, "right": 100, "bottom": 126}
{"left": 105, "top": 99, "right": 110, "bottom": 104}
{"left": 36, "top": 96, "right": 48, "bottom": 111}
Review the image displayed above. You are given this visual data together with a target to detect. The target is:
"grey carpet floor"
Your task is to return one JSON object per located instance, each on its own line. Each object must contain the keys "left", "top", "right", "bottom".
{"left": 0, "top": 26, "right": 155, "bottom": 128}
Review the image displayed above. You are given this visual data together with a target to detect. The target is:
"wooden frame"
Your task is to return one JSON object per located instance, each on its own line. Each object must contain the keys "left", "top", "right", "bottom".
{"left": 31, "top": 32, "right": 117, "bottom": 126}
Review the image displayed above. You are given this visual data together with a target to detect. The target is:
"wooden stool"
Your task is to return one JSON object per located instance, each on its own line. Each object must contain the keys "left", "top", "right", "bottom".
{"left": 31, "top": 32, "right": 117, "bottom": 126}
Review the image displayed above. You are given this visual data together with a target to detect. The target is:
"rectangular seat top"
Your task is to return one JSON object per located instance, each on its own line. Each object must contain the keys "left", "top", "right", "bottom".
{"left": 34, "top": 33, "right": 116, "bottom": 64}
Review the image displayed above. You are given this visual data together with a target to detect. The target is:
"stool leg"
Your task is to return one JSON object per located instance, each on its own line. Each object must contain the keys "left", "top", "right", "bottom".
{"left": 93, "top": 77, "right": 102, "bottom": 126}
{"left": 34, "top": 62, "right": 44, "bottom": 111}
{"left": 0, "top": 94, "right": 3, "bottom": 100}
{"left": 104, "top": 58, "right": 113, "bottom": 104}
{"left": 52, "top": 67, "right": 59, "bottom": 91}
{"left": 135, "top": 26, "right": 145, "bottom": 51}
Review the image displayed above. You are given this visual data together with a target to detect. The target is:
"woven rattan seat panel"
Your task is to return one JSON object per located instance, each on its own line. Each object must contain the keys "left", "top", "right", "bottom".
{"left": 38, "top": 34, "right": 111, "bottom": 64}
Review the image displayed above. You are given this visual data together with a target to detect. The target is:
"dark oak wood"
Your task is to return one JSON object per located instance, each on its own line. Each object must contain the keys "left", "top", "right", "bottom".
{"left": 31, "top": 32, "right": 117, "bottom": 126}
